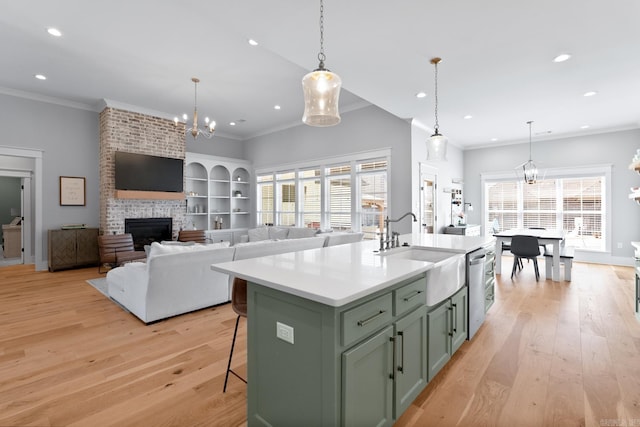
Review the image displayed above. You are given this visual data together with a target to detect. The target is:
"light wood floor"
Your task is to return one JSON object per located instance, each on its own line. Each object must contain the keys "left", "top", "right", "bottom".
{"left": 0, "top": 260, "right": 638, "bottom": 427}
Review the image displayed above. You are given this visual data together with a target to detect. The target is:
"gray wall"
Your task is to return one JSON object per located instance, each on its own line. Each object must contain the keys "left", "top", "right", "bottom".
{"left": 0, "top": 176, "right": 21, "bottom": 244}
{"left": 242, "top": 105, "right": 415, "bottom": 233}
{"left": 186, "top": 133, "right": 245, "bottom": 159}
{"left": 463, "top": 128, "right": 640, "bottom": 262}
{"left": 0, "top": 93, "right": 100, "bottom": 264}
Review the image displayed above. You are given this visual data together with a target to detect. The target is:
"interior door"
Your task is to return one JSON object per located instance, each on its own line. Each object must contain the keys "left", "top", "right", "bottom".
{"left": 420, "top": 166, "right": 437, "bottom": 234}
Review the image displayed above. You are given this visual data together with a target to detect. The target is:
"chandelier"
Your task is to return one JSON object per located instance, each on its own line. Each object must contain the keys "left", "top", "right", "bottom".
{"left": 426, "top": 57, "right": 448, "bottom": 161}
{"left": 302, "top": 0, "right": 342, "bottom": 127}
{"left": 174, "top": 77, "right": 215, "bottom": 139}
{"left": 521, "top": 121, "right": 538, "bottom": 184}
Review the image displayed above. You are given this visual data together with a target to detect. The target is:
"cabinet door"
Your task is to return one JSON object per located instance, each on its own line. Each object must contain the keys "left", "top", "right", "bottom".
{"left": 394, "top": 306, "right": 428, "bottom": 417}
{"left": 451, "top": 287, "right": 468, "bottom": 353}
{"left": 635, "top": 272, "right": 639, "bottom": 314}
{"left": 343, "top": 325, "right": 394, "bottom": 427}
{"left": 427, "top": 301, "right": 451, "bottom": 381}
{"left": 75, "top": 228, "right": 99, "bottom": 265}
{"left": 48, "top": 230, "right": 76, "bottom": 271}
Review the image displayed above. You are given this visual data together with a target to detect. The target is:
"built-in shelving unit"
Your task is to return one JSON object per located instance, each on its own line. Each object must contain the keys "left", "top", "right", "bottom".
{"left": 185, "top": 153, "right": 253, "bottom": 235}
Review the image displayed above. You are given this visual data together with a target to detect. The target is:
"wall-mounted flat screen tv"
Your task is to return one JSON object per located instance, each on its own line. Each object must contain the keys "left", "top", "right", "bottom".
{"left": 115, "top": 151, "right": 183, "bottom": 193}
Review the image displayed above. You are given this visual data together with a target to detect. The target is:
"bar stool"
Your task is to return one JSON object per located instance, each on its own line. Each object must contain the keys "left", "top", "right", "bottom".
{"left": 223, "top": 277, "right": 248, "bottom": 392}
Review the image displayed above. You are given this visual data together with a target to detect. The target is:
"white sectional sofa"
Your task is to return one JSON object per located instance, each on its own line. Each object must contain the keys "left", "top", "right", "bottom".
{"left": 106, "top": 236, "right": 332, "bottom": 324}
{"left": 107, "top": 242, "right": 235, "bottom": 323}
{"left": 239, "top": 225, "right": 364, "bottom": 247}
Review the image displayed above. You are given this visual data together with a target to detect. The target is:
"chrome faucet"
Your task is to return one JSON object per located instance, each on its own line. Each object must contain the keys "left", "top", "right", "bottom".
{"left": 380, "top": 212, "right": 417, "bottom": 251}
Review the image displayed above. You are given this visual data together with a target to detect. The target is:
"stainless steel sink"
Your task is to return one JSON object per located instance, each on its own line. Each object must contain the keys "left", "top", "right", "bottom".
{"left": 381, "top": 248, "right": 465, "bottom": 306}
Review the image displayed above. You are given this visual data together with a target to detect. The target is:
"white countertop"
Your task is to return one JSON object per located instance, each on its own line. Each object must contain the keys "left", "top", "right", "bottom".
{"left": 211, "top": 232, "right": 495, "bottom": 307}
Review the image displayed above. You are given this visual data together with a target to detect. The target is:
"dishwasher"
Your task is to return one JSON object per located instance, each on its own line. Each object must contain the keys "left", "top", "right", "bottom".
{"left": 468, "top": 247, "right": 487, "bottom": 339}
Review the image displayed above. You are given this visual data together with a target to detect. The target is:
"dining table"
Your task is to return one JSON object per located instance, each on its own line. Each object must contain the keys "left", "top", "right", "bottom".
{"left": 494, "top": 228, "right": 566, "bottom": 282}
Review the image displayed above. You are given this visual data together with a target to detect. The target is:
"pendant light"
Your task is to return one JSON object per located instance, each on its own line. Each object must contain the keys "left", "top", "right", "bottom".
{"left": 302, "top": 0, "right": 342, "bottom": 127}
{"left": 522, "top": 121, "right": 538, "bottom": 184}
{"left": 426, "top": 57, "right": 448, "bottom": 161}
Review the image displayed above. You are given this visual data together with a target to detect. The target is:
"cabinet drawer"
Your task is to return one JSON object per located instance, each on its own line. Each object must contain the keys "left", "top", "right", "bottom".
{"left": 342, "top": 294, "right": 393, "bottom": 347}
{"left": 393, "top": 277, "right": 427, "bottom": 317}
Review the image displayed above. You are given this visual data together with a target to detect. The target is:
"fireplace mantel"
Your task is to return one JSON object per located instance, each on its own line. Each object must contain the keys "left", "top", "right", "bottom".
{"left": 115, "top": 190, "right": 185, "bottom": 201}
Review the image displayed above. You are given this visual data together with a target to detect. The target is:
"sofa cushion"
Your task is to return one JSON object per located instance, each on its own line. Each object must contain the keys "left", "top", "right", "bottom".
{"left": 147, "top": 241, "right": 230, "bottom": 260}
{"left": 269, "top": 227, "right": 289, "bottom": 240}
{"left": 287, "top": 227, "right": 318, "bottom": 239}
{"left": 248, "top": 226, "right": 270, "bottom": 242}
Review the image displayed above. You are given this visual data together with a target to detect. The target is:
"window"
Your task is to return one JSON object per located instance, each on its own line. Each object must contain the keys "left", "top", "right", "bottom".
{"left": 299, "top": 168, "right": 321, "bottom": 229}
{"left": 257, "top": 173, "right": 274, "bottom": 226}
{"left": 255, "top": 150, "right": 390, "bottom": 239}
{"left": 358, "top": 160, "right": 388, "bottom": 239}
{"left": 326, "top": 163, "right": 352, "bottom": 231}
{"left": 276, "top": 171, "right": 296, "bottom": 226}
{"left": 485, "top": 170, "right": 607, "bottom": 251}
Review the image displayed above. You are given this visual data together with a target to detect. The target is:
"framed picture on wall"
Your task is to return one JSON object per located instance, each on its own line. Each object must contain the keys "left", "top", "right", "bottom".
{"left": 60, "top": 176, "right": 86, "bottom": 206}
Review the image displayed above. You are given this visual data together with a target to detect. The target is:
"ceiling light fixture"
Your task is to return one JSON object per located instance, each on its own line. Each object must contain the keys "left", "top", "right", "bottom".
{"left": 463, "top": 115, "right": 473, "bottom": 120}
{"left": 518, "top": 121, "right": 538, "bottom": 184}
{"left": 583, "top": 91, "right": 597, "bottom": 97}
{"left": 302, "top": 0, "right": 342, "bottom": 127}
{"left": 47, "top": 28, "right": 62, "bottom": 37}
{"left": 248, "top": 39, "right": 258, "bottom": 46}
{"left": 426, "top": 57, "right": 447, "bottom": 161}
{"left": 274, "top": 105, "right": 281, "bottom": 110}
{"left": 416, "top": 92, "right": 427, "bottom": 98}
{"left": 174, "top": 77, "right": 215, "bottom": 139}
{"left": 34, "top": 74, "right": 47, "bottom": 80}
{"left": 553, "top": 53, "right": 571, "bottom": 63}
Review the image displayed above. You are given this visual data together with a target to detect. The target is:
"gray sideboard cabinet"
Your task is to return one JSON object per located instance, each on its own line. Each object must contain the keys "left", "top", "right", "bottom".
{"left": 427, "top": 286, "right": 468, "bottom": 381}
{"left": 246, "top": 273, "right": 430, "bottom": 426}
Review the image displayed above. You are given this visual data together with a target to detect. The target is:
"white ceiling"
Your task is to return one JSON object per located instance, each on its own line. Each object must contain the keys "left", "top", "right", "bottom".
{"left": 1, "top": 0, "right": 639, "bottom": 148}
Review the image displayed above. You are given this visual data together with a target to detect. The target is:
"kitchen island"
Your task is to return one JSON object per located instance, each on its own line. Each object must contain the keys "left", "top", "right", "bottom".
{"left": 211, "top": 232, "right": 494, "bottom": 426}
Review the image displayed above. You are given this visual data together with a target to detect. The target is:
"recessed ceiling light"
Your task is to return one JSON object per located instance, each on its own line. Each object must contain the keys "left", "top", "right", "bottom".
{"left": 580, "top": 125, "right": 590, "bottom": 129}
{"left": 553, "top": 53, "right": 571, "bottom": 63}
{"left": 229, "top": 122, "right": 236, "bottom": 126}
{"left": 47, "top": 27, "right": 62, "bottom": 37}
{"left": 34, "top": 74, "right": 47, "bottom": 80}
{"left": 490, "top": 138, "right": 498, "bottom": 142}
{"left": 583, "top": 91, "right": 597, "bottom": 97}
{"left": 248, "top": 39, "right": 258, "bottom": 46}
{"left": 274, "top": 105, "right": 281, "bottom": 110}
{"left": 415, "top": 92, "right": 427, "bottom": 98}
{"left": 463, "top": 115, "right": 473, "bottom": 120}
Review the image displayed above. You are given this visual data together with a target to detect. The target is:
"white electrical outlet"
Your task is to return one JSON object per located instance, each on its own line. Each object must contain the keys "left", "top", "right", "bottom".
{"left": 276, "top": 322, "right": 294, "bottom": 345}
{"left": 617, "top": 242, "right": 623, "bottom": 249}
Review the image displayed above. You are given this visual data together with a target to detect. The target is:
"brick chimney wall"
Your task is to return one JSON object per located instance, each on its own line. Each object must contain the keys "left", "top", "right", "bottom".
{"left": 99, "top": 107, "right": 186, "bottom": 238}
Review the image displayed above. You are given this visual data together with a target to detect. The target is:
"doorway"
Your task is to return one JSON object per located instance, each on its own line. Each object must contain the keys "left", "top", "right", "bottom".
{"left": 419, "top": 164, "right": 438, "bottom": 234}
{"left": 0, "top": 146, "right": 43, "bottom": 269}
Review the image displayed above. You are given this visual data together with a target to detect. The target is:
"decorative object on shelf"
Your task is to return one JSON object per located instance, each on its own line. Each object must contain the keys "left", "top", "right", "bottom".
{"left": 517, "top": 121, "right": 538, "bottom": 184}
{"left": 234, "top": 190, "right": 242, "bottom": 197}
{"left": 426, "top": 57, "right": 447, "bottom": 161}
{"left": 302, "top": 0, "right": 341, "bottom": 127}
{"left": 174, "top": 77, "right": 216, "bottom": 139}
{"left": 236, "top": 175, "right": 242, "bottom": 181}
{"left": 449, "top": 188, "right": 462, "bottom": 227}
{"left": 59, "top": 176, "right": 86, "bottom": 206}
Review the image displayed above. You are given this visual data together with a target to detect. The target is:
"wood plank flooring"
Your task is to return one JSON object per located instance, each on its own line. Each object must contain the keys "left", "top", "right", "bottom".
{"left": 0, "top": 260, "right": 638, "bottom": 426}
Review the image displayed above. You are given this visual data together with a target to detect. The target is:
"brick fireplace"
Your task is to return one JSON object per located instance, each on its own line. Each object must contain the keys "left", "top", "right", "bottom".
{"left": 99, "top": 106, "right": 186, "bottom": 238}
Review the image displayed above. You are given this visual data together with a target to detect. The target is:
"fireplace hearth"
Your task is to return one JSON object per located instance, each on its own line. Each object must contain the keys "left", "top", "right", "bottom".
{"left": 125, "top": 218, "right": 172, "bottom": 251}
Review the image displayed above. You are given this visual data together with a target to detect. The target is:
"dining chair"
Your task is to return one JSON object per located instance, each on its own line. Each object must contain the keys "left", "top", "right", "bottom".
{"left": 510, "top": 235, "right": 541, "bottom": 281}
{"left": 223, "top": 277, "right": 248, "bottom": 392}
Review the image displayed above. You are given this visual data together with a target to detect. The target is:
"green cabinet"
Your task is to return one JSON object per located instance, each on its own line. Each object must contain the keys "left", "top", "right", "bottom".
{"left": 393, "top": 305, "right": 428, "bottom": 416}
{"left": 427, "top": 286, "right": 468, "bottom": 381}
{"left": 343, "top": 325, "right": 394, "bottom": 427}
{"left": 245, "top": 273, "right": 467, "bottom": 426}
{"left": 343, "top": 305, "right": 428, "bottom": 426}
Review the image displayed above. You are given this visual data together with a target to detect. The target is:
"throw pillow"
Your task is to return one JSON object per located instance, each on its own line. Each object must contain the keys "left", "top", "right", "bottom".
{"left": 287, "top": 227, "right": 318, "bottom": 239}
{"left": 248, "top": 226, "right": 269, "bottom": 242}
{"left": 269, "top": 227, "right": 289, "bottom": 240}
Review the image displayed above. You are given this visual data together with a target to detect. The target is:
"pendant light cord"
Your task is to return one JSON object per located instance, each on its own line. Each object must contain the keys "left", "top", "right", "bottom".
{"left": 317, "top": 0, "right": 326, "bottom": 66}
{"left": 527, "top": 120, "right": 533, "bottom": 161}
